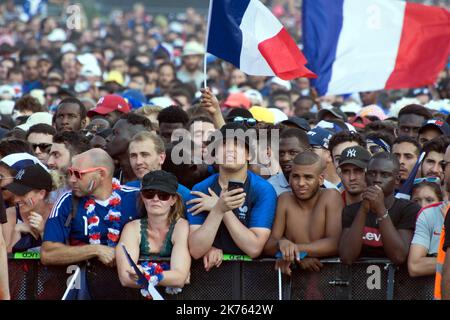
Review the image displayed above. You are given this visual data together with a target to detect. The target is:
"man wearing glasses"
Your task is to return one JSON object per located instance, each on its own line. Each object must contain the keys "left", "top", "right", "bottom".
{"left": 41, "top": 148, "right": 140, "bottom": 267}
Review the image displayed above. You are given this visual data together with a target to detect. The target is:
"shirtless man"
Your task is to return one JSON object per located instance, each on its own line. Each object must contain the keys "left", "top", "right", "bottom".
{"left": 264, "top": 151, "right": 344, "bottom": 275}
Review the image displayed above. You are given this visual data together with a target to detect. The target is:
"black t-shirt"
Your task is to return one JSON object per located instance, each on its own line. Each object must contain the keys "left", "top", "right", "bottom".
{"left": 342, "top": 198, "right": 420, "bottom": 258}
{"left": 442, "top": 207, "right": 450, "bottom": 252}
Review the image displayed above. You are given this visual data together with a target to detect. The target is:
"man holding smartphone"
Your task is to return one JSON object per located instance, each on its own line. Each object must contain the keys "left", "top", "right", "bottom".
{"left": 187, "top": 123, "right": 277, "bottom": 271}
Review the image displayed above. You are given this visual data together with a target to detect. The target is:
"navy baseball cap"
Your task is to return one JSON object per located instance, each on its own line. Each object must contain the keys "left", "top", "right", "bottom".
{"left": 307, "top": 127, "right": 333, "bottom": 149}
{"left": 281, "top": 116, "right": 310, "bottom": 131}
{"left": 419, "top": 119, "right": 450, "bottom": 136}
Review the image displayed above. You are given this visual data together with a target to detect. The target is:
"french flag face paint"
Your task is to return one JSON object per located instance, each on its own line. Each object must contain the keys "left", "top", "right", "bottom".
{"left": 207, "top": 0, "right": 316, "bottom": 80}
{"left": 303, "top": 0, "right": 450, "bottom": 96}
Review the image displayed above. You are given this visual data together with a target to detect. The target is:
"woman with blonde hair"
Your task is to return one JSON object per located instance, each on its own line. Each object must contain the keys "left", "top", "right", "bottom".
{"left": 116, "top": 170, "right": 190, "bottom": 297}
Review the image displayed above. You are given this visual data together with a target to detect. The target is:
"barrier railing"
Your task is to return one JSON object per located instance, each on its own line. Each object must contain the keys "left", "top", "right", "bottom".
{"left": 7, "top": 254, "right": 435, "bottom": 300}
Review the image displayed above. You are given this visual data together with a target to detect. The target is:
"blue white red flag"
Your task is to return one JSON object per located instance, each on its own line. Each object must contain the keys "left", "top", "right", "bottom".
{"left": 206, "top": 0, "right": 317, "bottom": 80}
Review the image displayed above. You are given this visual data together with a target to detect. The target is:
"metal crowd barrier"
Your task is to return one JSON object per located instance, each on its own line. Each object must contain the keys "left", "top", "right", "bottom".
{"left": 7, "top": 253, "right": 435, "bottom": 300}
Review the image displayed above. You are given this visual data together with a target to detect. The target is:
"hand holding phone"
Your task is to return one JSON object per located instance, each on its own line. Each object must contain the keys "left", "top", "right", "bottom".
{"left": 227, "top": 180, "right": 244, "bottom": 192}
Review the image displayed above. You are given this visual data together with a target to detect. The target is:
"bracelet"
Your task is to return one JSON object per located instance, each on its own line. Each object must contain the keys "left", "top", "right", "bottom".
{"left": 376, "top": 210, "right": 389, "bottom": 223}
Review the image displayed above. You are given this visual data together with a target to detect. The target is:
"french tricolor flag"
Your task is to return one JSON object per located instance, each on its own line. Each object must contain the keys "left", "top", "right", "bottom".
{"left": 206, "top": 0, "right": 317, "bottom": 80}
{"left": 303, "top": 0, "right": 450, "bottom": 96}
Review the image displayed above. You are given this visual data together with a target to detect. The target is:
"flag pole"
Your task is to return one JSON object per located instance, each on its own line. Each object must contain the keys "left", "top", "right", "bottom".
{"left": 203, "top": 0, "right": 213, "bottom": 89}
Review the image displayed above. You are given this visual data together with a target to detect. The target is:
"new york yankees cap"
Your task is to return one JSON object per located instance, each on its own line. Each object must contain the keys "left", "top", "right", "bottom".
{"left": 338, "top": 145, "right": 371, "bottom": 169}
{"left": 5, "top": 163, "right": 53, "bottom": 196}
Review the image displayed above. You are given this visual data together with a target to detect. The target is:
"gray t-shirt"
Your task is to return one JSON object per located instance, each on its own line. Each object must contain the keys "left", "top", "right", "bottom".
{"left": 411, "top": 202, "right": 446, "bottom": 255}
{"left": 267, "top": 172, "right": 291, "bottom": 197}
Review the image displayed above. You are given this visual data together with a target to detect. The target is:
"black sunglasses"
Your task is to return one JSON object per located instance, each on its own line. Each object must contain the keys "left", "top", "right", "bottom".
{"left": 31, "top": 143, "right": 52, "bottom": 152}
{"left": 141, "top": 190, "right": 172, "bottom": 201}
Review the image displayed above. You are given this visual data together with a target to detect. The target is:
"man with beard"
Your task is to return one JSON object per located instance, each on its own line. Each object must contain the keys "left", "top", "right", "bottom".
{"left": 339, "top": 152, "right": 420, "bottom": 265}
{"left": 338, "top": 146, "right": 371, "bottom": 206}
{"left": 275, "top": 128, "right": 310, "bottom": 196}
{"left": 105, "top": 113, "right": 153, "bottom": 184}
{"left": 47, "top": 131, "right": 90, "bottom": 202}
{"left": 264, "top": 151, "right": 343, "bottom": 275}
{"left": 41, "top": 148, "right": 140, "bottom": 266}
{"left": 392, "top": 136, "right": 421, "bottom": 190}
{"left": 420, "top": 136, "right": 450, "bottom": 182}
{"left": 177, "top": 41, "right": 205, "bottom": 90}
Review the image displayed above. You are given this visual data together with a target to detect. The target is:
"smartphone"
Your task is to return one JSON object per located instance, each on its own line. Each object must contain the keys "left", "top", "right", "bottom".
{"left": 228, "top": 180, "right": 244, "bottom": 192}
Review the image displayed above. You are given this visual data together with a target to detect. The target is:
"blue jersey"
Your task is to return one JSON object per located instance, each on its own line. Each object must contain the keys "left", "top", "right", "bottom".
{"left": 43, "top": 185, "right": 140, "bottom": 246}
{"left": 187, "top": 171, "right": 277, "bottom": 254}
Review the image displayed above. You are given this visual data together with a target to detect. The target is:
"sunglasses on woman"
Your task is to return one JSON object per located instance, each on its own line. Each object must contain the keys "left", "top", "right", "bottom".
{"left": 67, "top": 167, "right": 107, "bottom": 180}
{"left": 141, "top": 190, "right": 172, "bottom": 201}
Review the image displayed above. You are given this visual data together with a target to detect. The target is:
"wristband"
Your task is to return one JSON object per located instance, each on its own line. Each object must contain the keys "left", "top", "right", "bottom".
{"left": 376, "top": 210, "right": 389, "bottom": 223}
{"left": 138, "top": 261, "right": 169, "bottom": 299}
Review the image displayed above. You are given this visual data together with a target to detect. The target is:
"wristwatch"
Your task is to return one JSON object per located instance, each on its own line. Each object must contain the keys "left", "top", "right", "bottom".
{"left": 376, "top": 210, "right": 389, "bottom": 223}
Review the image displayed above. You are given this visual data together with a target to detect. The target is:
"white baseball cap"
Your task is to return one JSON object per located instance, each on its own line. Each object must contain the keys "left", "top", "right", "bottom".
{"left": 16, "top": 112, "right": 53, "bottom": 132}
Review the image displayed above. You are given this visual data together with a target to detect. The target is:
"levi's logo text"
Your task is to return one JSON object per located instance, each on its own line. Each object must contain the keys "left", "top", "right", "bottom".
{"left": 362, "top": 227, "right": 383, "bottom": 247}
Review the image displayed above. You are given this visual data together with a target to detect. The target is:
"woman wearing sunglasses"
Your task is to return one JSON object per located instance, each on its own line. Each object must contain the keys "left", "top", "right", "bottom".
{"left": 2, "top": 163, "right": 53, "bottom": 253}
{"left": 116, "top": 170, "right": 190, "bottom": 297}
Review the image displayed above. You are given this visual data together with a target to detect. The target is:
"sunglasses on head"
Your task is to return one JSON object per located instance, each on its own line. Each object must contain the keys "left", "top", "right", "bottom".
{"left": 413, "top": 177, "right": 441, "bottom": 185}
{"left": 31, "top": 143, "right": 52, "bottom": 152}
{"left": 141, "top": 190, "right": 172, "bottom": 201}
{"left": 233, "top": 116, "right": 257, "bottom": 127}
{"left": 67, "top": 167, "right": 107, "bottom": 180}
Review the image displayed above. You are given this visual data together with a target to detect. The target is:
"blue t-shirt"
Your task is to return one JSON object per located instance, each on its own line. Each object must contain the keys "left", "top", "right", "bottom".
{"left": 43, "top": 185, "right": 140, "bottom": 245}
{"left": 187, "top": 170, "right": 277, "bottom": 254}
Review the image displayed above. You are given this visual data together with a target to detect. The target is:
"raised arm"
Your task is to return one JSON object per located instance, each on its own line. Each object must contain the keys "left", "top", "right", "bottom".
{"left": 200, "top": 87, "right": 225, "bottom": 129}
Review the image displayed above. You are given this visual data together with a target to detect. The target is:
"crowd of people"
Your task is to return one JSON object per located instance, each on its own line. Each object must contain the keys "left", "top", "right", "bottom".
{"left": 0, "top": 0, "right": 450, "bottom": 300}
